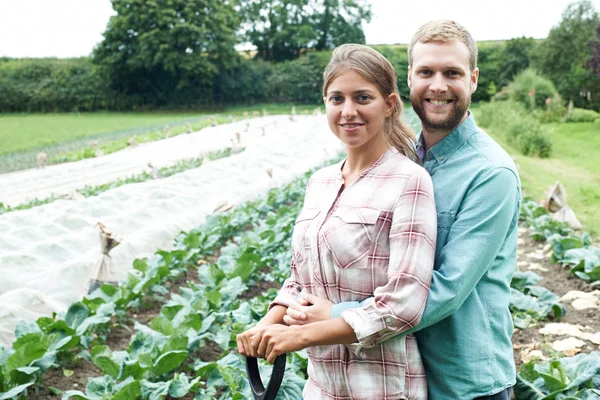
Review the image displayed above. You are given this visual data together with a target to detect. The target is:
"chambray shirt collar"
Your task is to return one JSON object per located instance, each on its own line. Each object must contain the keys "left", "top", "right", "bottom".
{"left": 415, "top": 112, "right": 478, "bottom": 165}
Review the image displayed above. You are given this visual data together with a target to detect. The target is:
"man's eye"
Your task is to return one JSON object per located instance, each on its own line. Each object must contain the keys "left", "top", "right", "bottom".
{"left": 447, "top": 70, "right": 459, "bottom": 76}
{"left": 419, "top": 70, "right": 432, "bottom": 76}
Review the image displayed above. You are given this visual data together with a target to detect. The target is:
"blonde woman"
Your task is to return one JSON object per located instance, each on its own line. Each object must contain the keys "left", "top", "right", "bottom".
{"left": 237, "top": 44, "right": 437, "bottom": 400}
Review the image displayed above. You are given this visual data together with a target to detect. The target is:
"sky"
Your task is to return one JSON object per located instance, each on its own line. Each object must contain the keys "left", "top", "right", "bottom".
{"left": 0, "top": 0, "right": 599, "bottom": 58}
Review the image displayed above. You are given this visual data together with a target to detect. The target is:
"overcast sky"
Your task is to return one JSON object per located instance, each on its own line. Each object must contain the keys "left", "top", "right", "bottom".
{"left": 1, "top": 0, "right": 599, "bottom": 58}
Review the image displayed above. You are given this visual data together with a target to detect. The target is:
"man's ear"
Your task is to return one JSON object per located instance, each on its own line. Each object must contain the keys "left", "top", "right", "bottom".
{"left": 407, "top": 67, "right": 412, "bottom": 89}
{"left": 470, "top": 67, "right": 479, "bottom": 94}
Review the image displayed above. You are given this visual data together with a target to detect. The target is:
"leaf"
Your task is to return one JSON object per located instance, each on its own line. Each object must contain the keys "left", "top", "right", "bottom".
{"left": 205, "top": 291, "right": 222, "bottom": 309}
{"left": 85, "top": 375, "right": 115, "bottom": 398}
{"left": 112, "top": 379, "right": 141, "bottom": 400}
{"left": 152, "top": 350, "right": 188, "bottom": 376}
{"left": 140, "top": 380, "right": 169, "bottom": 400}
{"left": 511, "top": 271, "right": 542, "bottom": 291}
{"left": 168, "top": 374, "right": 201, "bottom": 398}
{"left": 76, "top": 315, "right": 111, "bottom": 336}
{"left": 63, "top": 369, "right": 74, "bottom": 377}
{"left": 91, "top": 346, "right": 120, "bottom": 379}
{"left": 61, "top": 390, "right": 90, "bottom": 400}
{"left": 14, "top": 321, "right": 41, "bottom": 339}
{"left": 5, "top": 342, "right": 47, "bottom": 373}
{"left": 0, "top": 382, "right": 35, "bottom": 400}
{"left": 64, "top": 302, "right": 90, "bottom": 330}
{"left": 150, "top": 316, "right": 174, "bottom": 336}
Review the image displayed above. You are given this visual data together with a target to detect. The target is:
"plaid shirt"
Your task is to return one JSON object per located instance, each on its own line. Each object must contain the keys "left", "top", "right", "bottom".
{"left": 272, "top": 148, "right": 437, "bottom": 399}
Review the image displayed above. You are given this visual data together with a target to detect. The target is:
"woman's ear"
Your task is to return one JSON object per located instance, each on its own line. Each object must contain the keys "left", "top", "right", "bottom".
{"left": 385, "top": 93, "right": 398, "bottom": 117}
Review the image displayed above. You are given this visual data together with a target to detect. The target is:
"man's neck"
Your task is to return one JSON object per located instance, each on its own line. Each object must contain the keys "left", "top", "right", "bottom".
{"left": 421, "top": 112, "right": 469, "bottom": 153}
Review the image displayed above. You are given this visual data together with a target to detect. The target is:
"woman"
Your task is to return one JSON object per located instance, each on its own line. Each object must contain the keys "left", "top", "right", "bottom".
{"left": 237, "top": 44, "right": 437, "bottom": 399}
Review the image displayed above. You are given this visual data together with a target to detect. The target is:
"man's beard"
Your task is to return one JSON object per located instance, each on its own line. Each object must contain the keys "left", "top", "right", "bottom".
{"left": 411, "top": 96, "right": 470, "bottom": 133}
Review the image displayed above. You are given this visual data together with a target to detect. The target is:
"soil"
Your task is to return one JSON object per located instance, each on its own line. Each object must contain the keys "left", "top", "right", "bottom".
{"left": 511, "top": 225, "right": 600, "bottom": 370}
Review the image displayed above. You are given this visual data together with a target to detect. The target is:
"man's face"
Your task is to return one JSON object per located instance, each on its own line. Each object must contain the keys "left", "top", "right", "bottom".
{"left": 408, "top": 40, "right": 479, "bottom": 134}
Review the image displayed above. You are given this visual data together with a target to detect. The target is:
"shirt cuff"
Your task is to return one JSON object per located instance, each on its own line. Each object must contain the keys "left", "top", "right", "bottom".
{"left": 331, "top": 301, "right": 363, "bottom": 319}
{"left": 341, "top": 307, "right": 390, "bottom": 357}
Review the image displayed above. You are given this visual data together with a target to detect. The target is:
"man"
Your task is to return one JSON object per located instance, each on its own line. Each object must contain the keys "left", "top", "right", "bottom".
{"left": 285, "top": 20, "right": 521, "bottom": 399}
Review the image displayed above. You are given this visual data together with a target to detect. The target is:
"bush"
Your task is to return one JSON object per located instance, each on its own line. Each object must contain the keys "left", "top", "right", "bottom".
{"left": 507, "top": 69, "right": 559, "bottom": 110}
{"left": 566, "top": 107, "right": 600, "bottom": 122}
{"left": 477, "top": 100, "right": 553, "bottom": 158}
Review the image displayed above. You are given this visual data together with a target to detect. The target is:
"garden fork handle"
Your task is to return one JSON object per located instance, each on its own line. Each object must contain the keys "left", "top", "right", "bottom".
{"left": 246, "top": 354, "right": 287, "bottom": 400}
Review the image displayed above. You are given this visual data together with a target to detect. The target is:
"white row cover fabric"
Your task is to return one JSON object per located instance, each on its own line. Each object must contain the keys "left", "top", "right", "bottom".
{"left": 0, "top": 115, "right": 342, "bottom": 346}
{"left": 0, "top": 117, "right": 280, "bottom": 207}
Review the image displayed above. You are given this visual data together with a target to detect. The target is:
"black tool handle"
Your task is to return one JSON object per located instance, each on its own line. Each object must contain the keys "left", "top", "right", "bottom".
{"left": 246, "top": 354, "right": 287, "bottom": 400}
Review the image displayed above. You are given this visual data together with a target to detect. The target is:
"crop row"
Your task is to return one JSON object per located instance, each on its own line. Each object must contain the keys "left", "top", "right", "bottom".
{"left": 0, "top": 158, "right": 325, "bottom": 399}
{"left": 520, "top": 199, "right": 600, "bottom": 283}
{"left": 2, "top": 162, "right": 598, "bottom": 399}
{"left": 0, "top": 146, "right": 241, "bottom": 216}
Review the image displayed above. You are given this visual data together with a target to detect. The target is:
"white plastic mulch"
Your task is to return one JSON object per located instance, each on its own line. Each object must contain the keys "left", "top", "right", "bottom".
{"left": 0, "top": 115, "right": 342, "bottom": 346}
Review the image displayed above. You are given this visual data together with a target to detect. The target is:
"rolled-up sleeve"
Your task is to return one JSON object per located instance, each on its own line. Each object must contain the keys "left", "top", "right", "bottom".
{"left": 341, "top": 168, "right": 437, "bottom": 353}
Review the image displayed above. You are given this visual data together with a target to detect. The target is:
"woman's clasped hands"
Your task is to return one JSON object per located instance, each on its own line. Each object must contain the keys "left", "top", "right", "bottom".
{"left": 236, "top": 293, "right": 334, "bottom": 364}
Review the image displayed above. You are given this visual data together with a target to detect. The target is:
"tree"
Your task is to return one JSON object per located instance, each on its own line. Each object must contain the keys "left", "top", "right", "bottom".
{"left": 313, "top": 0, "right": 372, "bottom": 51}
{"left": 533, "top": 0, "right": 600, "bottom": 109}
{"left": 587, "top": 24, "right": 600, "bottom": 80}
{"left": 238, "top": 0, "right": 371, "bottom": 62}
{"left": 498, "top": 37, "right": 536, "bottom": 86}
{"left": 92, "top": 0, "right": 240, "bottom": 108}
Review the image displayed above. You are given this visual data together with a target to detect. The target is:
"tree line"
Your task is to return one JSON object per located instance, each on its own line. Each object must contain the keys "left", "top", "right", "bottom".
{"left": 0, "top": 0, "right": 599, "bottom": 112}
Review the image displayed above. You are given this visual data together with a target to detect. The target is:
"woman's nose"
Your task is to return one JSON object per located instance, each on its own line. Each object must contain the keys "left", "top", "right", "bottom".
{"left": 342, "top": 100, "right": 357, "bottom": 119}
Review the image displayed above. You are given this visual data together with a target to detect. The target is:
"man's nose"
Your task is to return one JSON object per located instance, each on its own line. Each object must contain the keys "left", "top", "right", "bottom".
{"left": 429, "top": 73, "right": 448, "bottom": 93}
{"left": 342, "top": 100, "right": 357, "bottom": 119}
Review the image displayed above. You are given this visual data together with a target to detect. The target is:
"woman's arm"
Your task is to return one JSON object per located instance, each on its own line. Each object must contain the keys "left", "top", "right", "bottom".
{"left": 252, "top": 317, "right": 358, "bottom": 364}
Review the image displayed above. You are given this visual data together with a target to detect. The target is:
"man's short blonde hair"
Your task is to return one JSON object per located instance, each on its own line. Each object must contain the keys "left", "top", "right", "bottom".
{"left": 408, "top": 20, "right": 478, "bottom": 72}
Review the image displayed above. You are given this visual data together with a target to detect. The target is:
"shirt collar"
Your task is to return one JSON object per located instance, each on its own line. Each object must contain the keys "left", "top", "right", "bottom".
{"left": 415, "top": 112, "right": 478, "bottom": 165}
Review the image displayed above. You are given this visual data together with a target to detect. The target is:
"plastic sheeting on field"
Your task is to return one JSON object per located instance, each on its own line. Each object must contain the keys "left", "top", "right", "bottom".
{"left": 0, "top": 115, "right": 342, "bottom": 346}
{"left": 0, "top": 117, "right": 279, "bottom": 207}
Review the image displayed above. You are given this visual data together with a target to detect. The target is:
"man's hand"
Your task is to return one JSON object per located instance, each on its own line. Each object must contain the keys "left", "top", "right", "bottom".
{"left": 252, "top": 324, "right": 307, "bottom": 364}
{"left": 284, "top": 293, "right": 333, "bottom": 326}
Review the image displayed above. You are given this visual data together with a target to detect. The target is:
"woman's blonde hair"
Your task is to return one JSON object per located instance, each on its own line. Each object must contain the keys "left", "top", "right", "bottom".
{"left": 322, "top": 44, "right": 418, "bottom": 162}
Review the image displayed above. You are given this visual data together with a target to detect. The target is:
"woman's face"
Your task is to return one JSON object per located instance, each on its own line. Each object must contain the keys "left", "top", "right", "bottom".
{"left": 324, "top": 69, "right": 395, "bottom": 151}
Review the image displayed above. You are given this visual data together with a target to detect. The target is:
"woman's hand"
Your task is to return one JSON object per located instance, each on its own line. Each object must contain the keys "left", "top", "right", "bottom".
{"left": 237, "top": 324, "right": 264, "bottom": 358}
{"left": 252, "top": 324, "right": 307, "bottom": 364}
{"left": 283, "top": 293, "right": 334, "bottom": 326}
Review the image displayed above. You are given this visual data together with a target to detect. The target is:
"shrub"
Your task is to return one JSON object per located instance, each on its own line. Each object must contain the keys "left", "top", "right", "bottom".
{"left": 566, "top": 107, "right": 600, "bottom": 122}
{"left": 507, "top": 69, "right": 559, "bottom": 110}
{"left": 477, "top": 100, "right": 553, "bottom": 158}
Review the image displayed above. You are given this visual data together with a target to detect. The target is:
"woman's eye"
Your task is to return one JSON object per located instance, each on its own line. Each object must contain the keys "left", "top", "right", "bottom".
{"left": 358, "top": 95, "right": 371, "bottom": 102}
{"left": 330, "top": 96, "right": 342, "bottom": 102}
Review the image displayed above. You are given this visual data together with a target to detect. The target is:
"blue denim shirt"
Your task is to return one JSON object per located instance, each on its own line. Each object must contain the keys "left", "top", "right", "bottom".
{"left": 332, "top": 113, "right": 521, "bottom": 399}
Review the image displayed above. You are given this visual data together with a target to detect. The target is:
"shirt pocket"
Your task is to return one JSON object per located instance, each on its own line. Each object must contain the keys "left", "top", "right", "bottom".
{"left": 436, "top": 210, "right": 457, "bottom": 262}
{"left": 328, "top": 207, "right": 381, "bottom": 270}
{"left": 292, "top": 208, "right": 320, "bottom": 264}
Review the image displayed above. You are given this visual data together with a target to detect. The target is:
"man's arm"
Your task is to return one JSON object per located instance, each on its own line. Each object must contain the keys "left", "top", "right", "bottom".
{"left": 402, "top": 166, "right": 520, "bottom": 335}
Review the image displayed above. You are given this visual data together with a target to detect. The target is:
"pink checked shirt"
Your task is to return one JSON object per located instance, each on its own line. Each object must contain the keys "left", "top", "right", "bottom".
{"left": 272, "top": 148, "right": 437, "bottom": 400}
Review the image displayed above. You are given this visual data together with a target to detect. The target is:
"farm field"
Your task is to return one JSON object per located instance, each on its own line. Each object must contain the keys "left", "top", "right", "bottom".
{"left": 0, "top": 110, "right": 598, "bottom": 399}
{"left": 0, "top": 104, "right": 320, "bottom": 173}
{"left": 0, "top": 104, "right": 318, "bottom": 156}
{"left": 470, "top": 108, "right": 600, "bottom": 236}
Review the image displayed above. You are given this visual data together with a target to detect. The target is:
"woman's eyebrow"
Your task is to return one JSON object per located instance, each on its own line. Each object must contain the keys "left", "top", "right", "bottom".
{"left": 327, "top": 89, "right": 376, "bottom": 95}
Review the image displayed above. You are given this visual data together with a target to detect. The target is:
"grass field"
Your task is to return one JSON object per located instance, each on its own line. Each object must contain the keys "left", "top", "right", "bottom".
{"left": 0, "top": 104, "right": 317, "bottom": 157}
{"left": 474, "top": 113, "right": 600, "bottom": 236}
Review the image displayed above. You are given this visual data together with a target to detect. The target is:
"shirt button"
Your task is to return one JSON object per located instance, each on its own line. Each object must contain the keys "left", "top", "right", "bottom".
{"left": 385, "top": 317, "right": 394, "bottom": 324}
{"left": 440, "top": 156, "right": 445, "bottom": 161}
